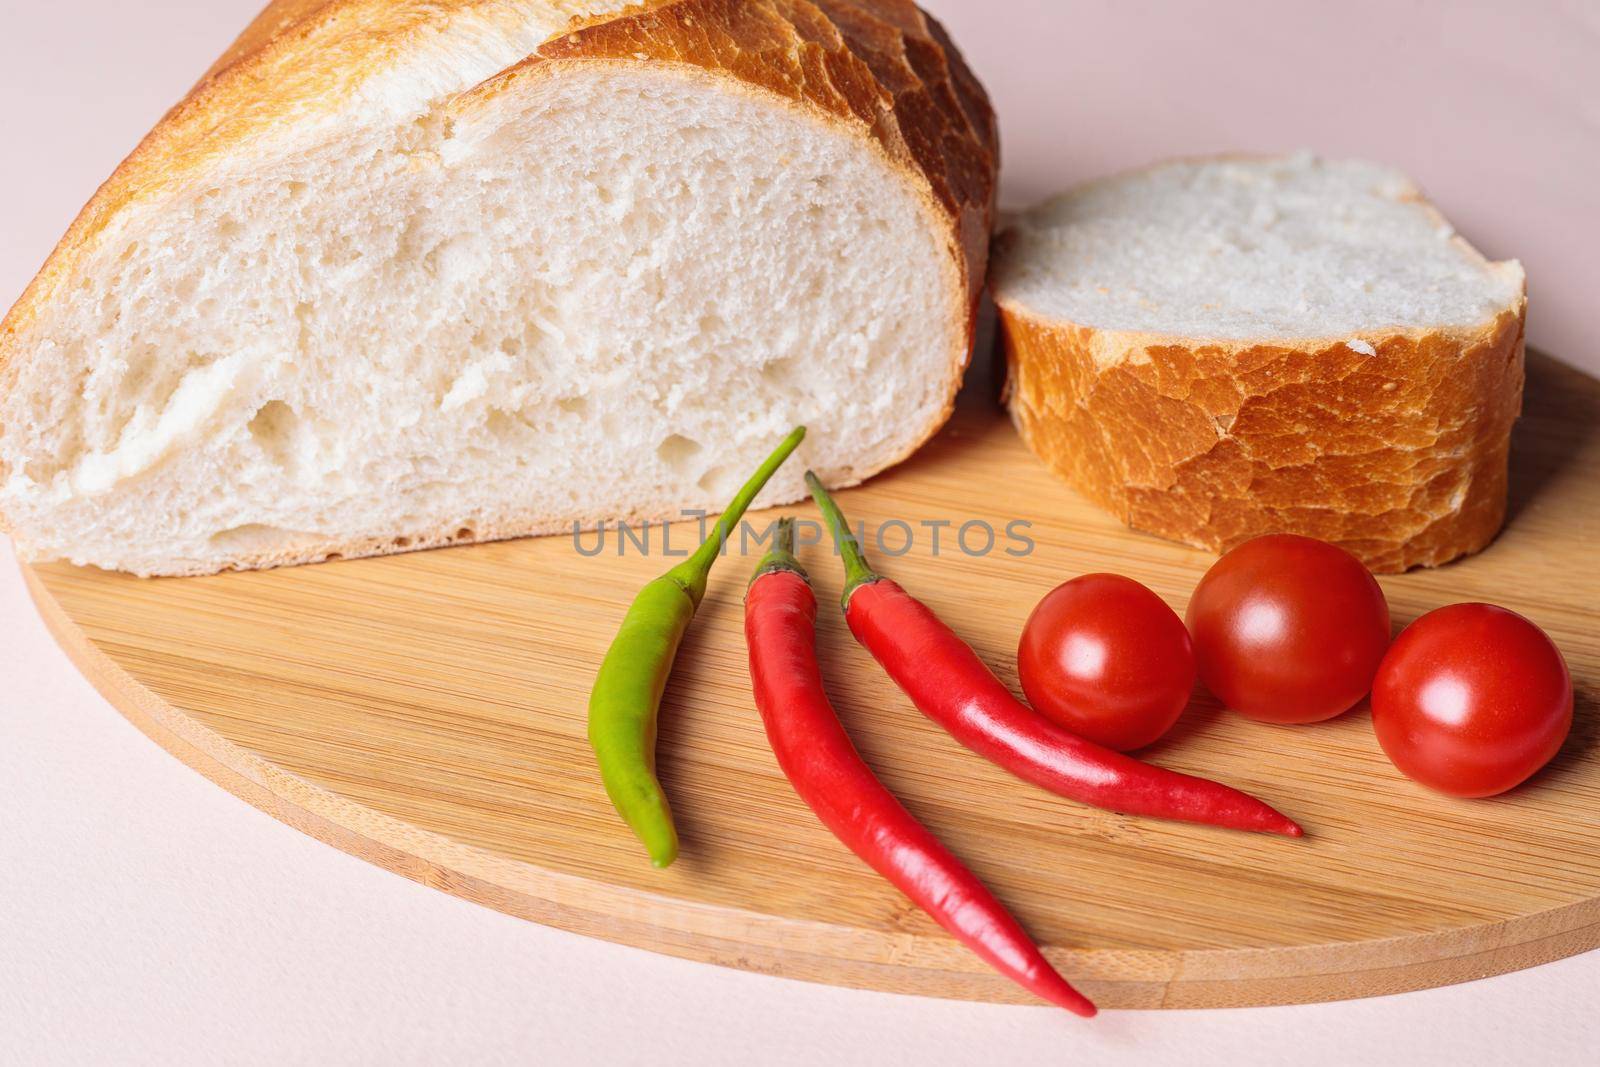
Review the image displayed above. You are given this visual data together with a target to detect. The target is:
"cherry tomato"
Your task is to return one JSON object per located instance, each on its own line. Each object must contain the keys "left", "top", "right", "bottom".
{"left": 1018, "top": 573, "right": 1196, "bottom": 751}
{"left": 1186, "top": 534, "right": 1390, "bottom": 724}
{"left": 1371, "top": 604, "right": 1572, "bottom": 797}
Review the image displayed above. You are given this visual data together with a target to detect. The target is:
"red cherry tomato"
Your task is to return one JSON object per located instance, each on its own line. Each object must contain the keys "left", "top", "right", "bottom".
{"left": 1186, "top": 534, "right": 1390, "bottom": 724}
{"left": 1018, "top": 573, "right": 1196, "bottom": 751}
{"left": 1372, "top": 604, "right": 1572, "bottom": 797}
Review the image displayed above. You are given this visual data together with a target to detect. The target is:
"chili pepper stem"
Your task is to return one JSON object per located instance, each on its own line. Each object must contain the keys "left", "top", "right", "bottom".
{"left": 748, "top": 516, "right": 807, "bottom": 586}
{"left": 665, "top": 426, "right": 807, "bottom": 606}
{"left": 803, "top": 471, "right": 880, "bottom": 609}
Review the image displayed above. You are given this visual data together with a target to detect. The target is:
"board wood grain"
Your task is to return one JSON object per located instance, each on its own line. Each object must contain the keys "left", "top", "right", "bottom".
{"left": 22, "top": 350, "right": 1600, "bottom": 1009}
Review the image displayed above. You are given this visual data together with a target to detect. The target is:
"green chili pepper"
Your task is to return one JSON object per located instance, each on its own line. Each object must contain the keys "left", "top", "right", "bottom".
{"left": 588, "top": 426, "right": 806, "bottom": 867}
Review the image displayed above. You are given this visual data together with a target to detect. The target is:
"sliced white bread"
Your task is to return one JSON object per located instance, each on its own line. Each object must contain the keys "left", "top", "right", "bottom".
{"left": 0, "top": 0, "right": 997, "bottom": 576}
{"left": 992, "top": 154, "right": 1526, "bottom": 572}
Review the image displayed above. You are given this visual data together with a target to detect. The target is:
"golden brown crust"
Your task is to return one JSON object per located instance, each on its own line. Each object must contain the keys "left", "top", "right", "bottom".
{"left": 997, "top": 299, "right": 1527, "bottom": 573}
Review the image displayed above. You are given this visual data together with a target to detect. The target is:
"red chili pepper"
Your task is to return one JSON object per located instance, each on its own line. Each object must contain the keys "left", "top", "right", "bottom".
{"left": 804, "top": 473, "right": 1303, "bottom": 837}
{"left": 745, "top": 519, "right": 1097, "bottom": 1016}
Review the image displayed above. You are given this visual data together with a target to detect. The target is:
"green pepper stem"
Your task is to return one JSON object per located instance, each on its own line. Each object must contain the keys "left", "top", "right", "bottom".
{"left": 747, "top": 516, "right": 808, "bottom": 587}
{"left": 667, "top": 425, "right": 806, "bottom": 604}
{"left": 803, "top": 470, "right": 881, "bottom": 608}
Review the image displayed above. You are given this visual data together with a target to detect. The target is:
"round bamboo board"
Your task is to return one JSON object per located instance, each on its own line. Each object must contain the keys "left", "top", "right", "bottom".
{"left": 22, "top": 351, "right": 1600, "bottom": 1009}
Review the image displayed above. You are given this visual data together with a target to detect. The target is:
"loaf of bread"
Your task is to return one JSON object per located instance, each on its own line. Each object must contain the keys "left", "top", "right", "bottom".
{"left": 992, "top": 155, "right": 1526, "bottom": 573}
{"left": 0, "top": 0, "right": 996, "bottom": 576}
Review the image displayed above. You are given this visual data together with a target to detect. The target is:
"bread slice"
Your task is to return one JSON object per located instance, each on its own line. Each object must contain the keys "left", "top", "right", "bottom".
{"left": 0, "top": 0, "right": 996, "bottom": 576}
{"left": 992, "top": 154, "right": 1526, "bottom": 573}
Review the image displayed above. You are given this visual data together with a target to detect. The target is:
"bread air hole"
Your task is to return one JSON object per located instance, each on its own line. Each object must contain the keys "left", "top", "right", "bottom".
{"left": 656, "top": 433, "right": 703, "bottom": 472}
{"left": 209, "top": 523, "right": 305, "bottom": 552}
{"left": 698, "top": 465, "right": 736, "bottom": 497}
{"left": 484, "top": 408, "right": 519, "bottom": 441}
{"left": 247, "top": 400, "right": 300, "bottom": 466}
{"left": 761, "top": 355, "right": 799, "bottom": 387}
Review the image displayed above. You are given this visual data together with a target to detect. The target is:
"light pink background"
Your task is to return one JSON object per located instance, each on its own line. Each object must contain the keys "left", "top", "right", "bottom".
{"left": 2, "top": 2, "right": 1597, "bottom": 1063}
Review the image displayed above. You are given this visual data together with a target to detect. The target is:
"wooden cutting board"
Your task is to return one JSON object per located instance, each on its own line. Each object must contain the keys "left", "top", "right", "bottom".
{"left": 23, "top": 350, "right": 1600, "bottom": 1009}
